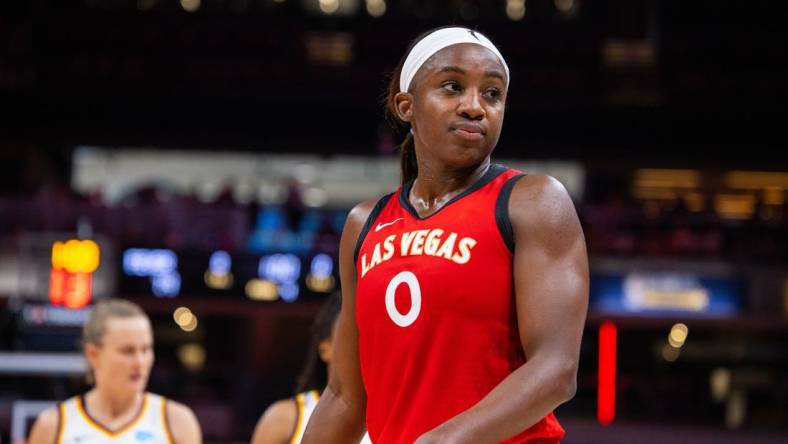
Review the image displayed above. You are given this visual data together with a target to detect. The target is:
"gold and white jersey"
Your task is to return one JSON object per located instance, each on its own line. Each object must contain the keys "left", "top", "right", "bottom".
{"left": 57, "top": 392, "right": 173, "bottom": 444}
{"left": 289, "top": 390, "right": 319, "bottom": 444}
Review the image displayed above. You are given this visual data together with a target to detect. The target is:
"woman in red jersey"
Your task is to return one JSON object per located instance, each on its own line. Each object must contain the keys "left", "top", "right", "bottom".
{"left": 303, "top": 26, "right": 588, "bottom": 444}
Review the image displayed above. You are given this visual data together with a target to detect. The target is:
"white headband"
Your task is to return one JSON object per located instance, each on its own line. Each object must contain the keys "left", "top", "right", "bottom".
{"left": 399, "top": 27, "right": 509, "bottom": 93}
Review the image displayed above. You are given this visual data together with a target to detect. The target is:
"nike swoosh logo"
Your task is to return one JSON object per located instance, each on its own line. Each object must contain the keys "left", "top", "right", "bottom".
{"left": 375, "top": 218, "right": 404, "bottom": 232}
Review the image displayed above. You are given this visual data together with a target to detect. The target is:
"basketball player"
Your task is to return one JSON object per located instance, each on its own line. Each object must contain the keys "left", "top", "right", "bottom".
{"left": 303, "top": 27, "right": 589, "bottom": 444}
{"left": 250, "top": 293, "right": 339, "bottom": 444}
{"left": 28, "top": 299, "right": 202, "bottom": 444}
{"left": 251, "top": 292, "right": 370, "bottom": 444}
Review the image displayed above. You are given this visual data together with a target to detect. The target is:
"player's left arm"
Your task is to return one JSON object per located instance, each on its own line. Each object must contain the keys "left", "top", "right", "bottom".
{"left": 167, "top": 399, "right": 203, "bottom": 444}
{"left": 415, "top": 175, "right": 589, "bottom": 444}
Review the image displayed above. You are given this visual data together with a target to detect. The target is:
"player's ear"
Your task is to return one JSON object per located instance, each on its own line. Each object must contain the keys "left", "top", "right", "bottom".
{"left": 394, "top": 92, "right": 414, "bottom": 123}
{"left": 84, "top": 342, "right": 100, "bottom": 369}
{"left": 318, "top": 338, "right": 333, "bottom": 364}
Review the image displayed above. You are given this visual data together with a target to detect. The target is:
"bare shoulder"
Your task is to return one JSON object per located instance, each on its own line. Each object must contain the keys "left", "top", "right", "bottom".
{"left": 510, "top": 175, "right": 574, "bottom": 215}
{"left": 165, "top": 399, "right": 202, "bottom": 444}
{"left": 345, "top": 196, "right": 388, "bottom": 235}
{"left": 264, "top": 398, "right": 297, "bottom": 422}
{"left": 251, "top": 398, "right": 297, "bottom": 444}
{"left": 340, "top": 195, "right": 393, "bottom": 258}
{"left": 28, "top": 406, "right": 60, "bottom": 444}
{"left": 509, "top": 175, "right": 579, "bottom": 232}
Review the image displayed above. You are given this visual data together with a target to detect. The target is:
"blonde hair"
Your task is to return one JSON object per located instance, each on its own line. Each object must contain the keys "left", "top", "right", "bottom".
{"left": 83, "top": 298, "right": 150, "bottom": 384}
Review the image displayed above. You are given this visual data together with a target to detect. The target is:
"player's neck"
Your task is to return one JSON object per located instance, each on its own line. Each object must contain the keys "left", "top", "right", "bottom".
{"left": 87, "top": 388, "right": 143, "bottom": 419}
{"left": 410, "top": 159, "right": 490, "bottom": 210}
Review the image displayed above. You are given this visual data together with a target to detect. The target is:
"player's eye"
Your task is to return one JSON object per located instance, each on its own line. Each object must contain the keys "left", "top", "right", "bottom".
{"left": 441, "top": 81, "right": 462, "bottom": 93}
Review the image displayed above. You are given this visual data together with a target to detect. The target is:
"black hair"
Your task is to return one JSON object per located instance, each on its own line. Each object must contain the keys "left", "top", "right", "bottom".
{"left": 294, "top": 291, "right": 342, "bottom": 394}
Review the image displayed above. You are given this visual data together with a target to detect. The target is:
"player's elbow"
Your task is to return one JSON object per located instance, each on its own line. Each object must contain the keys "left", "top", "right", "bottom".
{"left": 559, "top": 373, "right": 578, "bottom": 403}
{"left": 323, "top": 383, "right": 367, "bottom": 426}
{"left": 553, "top": 359, "right": 579, "bottom": 403}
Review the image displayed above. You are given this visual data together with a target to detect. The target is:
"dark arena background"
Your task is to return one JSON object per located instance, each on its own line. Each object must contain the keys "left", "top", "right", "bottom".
{"left": 1, "top": 0, "right": 786, "bottom": 443}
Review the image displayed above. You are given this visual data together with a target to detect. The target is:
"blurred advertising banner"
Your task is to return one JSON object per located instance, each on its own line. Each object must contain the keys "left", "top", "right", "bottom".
{"left": 591, "top": 272, "right": 744, "bottom": 317}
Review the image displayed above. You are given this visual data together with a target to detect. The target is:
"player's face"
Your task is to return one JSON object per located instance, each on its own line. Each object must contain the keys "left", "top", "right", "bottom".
{"left": 88, "top": 316, "right": 154, "bottom": 394}
{"left": 406, "top": 43, "right": 507, "bottom": 169}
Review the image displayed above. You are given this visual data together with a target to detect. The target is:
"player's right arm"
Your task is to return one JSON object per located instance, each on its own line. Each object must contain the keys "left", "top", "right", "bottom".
{"left": 28, "top": 406, "right": 59, "bottom": 444}
{"left": 301, "top": 199, "right": 376, "bottom": 444}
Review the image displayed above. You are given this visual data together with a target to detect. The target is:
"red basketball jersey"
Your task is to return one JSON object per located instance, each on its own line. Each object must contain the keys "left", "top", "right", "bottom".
{"left": 354, "top": 164, "right": 565, "bottom": 444}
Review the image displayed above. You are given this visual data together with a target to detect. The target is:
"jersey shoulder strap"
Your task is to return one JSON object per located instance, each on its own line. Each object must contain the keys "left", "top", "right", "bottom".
{"left": 290, "top": 390, "right": 320, "bottom": 444}
{"left": 353, "top": 193, "right": 395, "bottom": 264}
{"left": 495, "top": 173, "right": 527, "bottom": 253}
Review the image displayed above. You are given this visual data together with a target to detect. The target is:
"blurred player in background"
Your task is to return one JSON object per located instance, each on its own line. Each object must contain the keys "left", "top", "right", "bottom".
{"left": 251, "top": 292, "right": 370, "bottom": 444}
{"left": 303, "top": 26, "right": 589, "bottom": 443}
{"left": 28, "top": 298, "right": 202, "bottom": 444}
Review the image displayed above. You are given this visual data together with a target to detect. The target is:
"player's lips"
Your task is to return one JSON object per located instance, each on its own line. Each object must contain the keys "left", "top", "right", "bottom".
{"left": 450, "top": 122, "right": 486, "bottom": 141}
